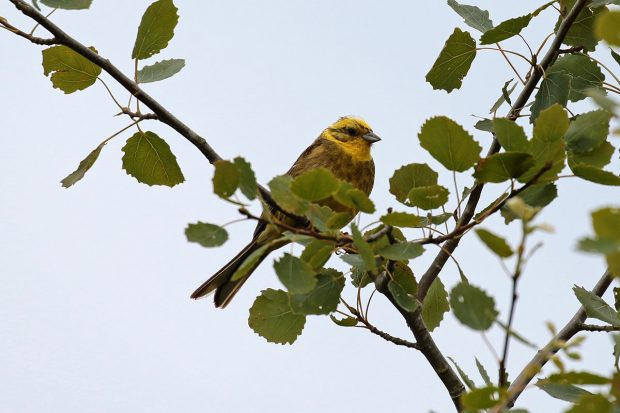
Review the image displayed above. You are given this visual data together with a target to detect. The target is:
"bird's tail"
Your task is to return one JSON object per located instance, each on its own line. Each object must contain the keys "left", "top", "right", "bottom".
{"left": 190, "top": 240, "right": 269, "bottom": 308}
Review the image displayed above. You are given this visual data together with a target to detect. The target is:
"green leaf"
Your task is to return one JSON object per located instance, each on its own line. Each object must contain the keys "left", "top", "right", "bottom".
{"left": 480, "top": 14, "right": 532, "bottom": 44}
{"left": 377, "top": 242, "right": 425, "bottom": 262}
{"left": 533, "top": 103, "right": 570, "bottom": 143}
{"left": 430, "top": 212, "right": 453, "bottom": 225}
{"left": 536, "top": 381, "right": 591, "bottom": 402}
{"left": 568, "top": 142, "right": 615, "bottom": 169}
{"left": 274, "top": 253, "right": 316, "bottom": 294}
{"left": 301, "top": 239, "right": 333, "bottom": 270}
{"left": 288, "top": 268, "right": 344, "bottom": 315}
{"left": 233, "top": 157, "right": 257, "bottom": 200}
{"left": 593, "top": 208, "right": 620, "bottom": 241}
{"left": 335, "top": 187, "right": 375, "bottom": 213}
{"left": 132, "top": 0, "right": 179, "bottom": 60}
{"left": 530, "top": 72, "right": 571, "bottom": 123}
{"left": 330, "top": 314, "right": 358, "bottom": 327}
{"left": 60, "top": 140, "right": 106, "bottom": 188}
{"left": 501, "top": 183, "right": 558, "bottom": 223}
{"left": 546, "top": 371, "right": 610, "bottom": 385}
{"left": 212, "top": 160, "right": 239, "bottom": 198}
{"left": 571, "top": 165, "right": 620, "bottom": 186}
{"left": 290, "top": 168, "right": 340, "bottom": 201}
{"left": 351, "top": 224, "right": 376, "bottom": 271}
{"left": 408, "top": 185, "right": 450, "bottom": 210}
{"left": 518, "top": 137, "right": 566, "bottom": 183}
{"left": 550, "top": 54, "right": 606, "bottom": 103}
{"left": 573, "top": 285, "right": 620, "bottom": 325}
{"left": 475, "top": 228, "right": 513, "bottom": 258}
{"left": 462, "top": 386, "right": 502, "bottom": 409}
{"left": 136, "top": 58, "right": 185, "bottom": 83}
{"left": 418, "top": 116, "right": 481, "bottom": 172}
{"left": 326, "top": 211, "right": 352, "bottom": 229}
{"left": 448, "top": 357, "right": 477, "bottom": 391}
{"left": 185, "top": 222, "right": 228, "bottom": 247}
{"left": 530, "top": 54, "right": 606, "bottom": 121}
{"left": 381, "top": 212, "right": 426, "bottom": 228}
{"left": 558, "top": 0, "right": 605, "bottom": 52}
{"left": 582, "top": 237, "right": 620, "bottom": 254}
{"left": 493, "top": 118, "right": 529, "bottom": 152}
{"left": 41, "top": 45, "right": 101, "bottom": 94}
{"left": 566, "top": 393, "right": 613, "bottom": 413}
{"left": 425, "top": 28, "right": 477, "bottom": 92}
{"left": 389, "top": 163, "right": 438, "bottom": 203}
{"left": 422, "top": 277, "right": 449, "bottom": 332}
{"left": 565, "top": 110, "right": 612, "bottom": 153}
{"left": 446, "top": 0, "right": 493, "bottom": 32}
{"left": 475, "top": 358, "right": 493, "bottom": 387}
{"left": 388, "top": 280, "right": 418, "bottom": 312}
{"left": 248, "top": 289, "right": 306, "bottom": 345}
{"left": 39, "top": 0, "right": 91, "bottom": 9}
{"left": 341, "top": 253, "right": 368, "bottom": 271}
{"left": 591, "top": 0, "right": 620, "bottom": 6}
{"left": 304, "top": 204, "right": 335, "bottom": 232}
{"left": 268, "top": 175, "right": 309, "bottom": 215}
{"left": 474, "top": 118, "right": 494, "bottom": 133}
{"left": 490, "top": 79, "right": 517, "bottom": 114}
{"left": 121, "top": 131, "right": 185, "bottom": 187}
{"left": 350, "top": 267, "right": 372, "bottom": 288}
{"left": 474, "top": 152, "right": 535, "bottom": 183}
{"left": 450, "top": 282, "right": 498, "bottom": 331}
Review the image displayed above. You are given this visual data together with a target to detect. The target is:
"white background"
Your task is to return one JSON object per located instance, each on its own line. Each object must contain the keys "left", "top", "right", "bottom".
{"left": 1, "top": 1, "right": 619, "bottom": 412}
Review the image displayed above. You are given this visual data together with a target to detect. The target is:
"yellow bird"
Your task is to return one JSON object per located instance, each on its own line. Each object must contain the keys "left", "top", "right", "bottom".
{"left": 191, "top": 116, "right": 381, "bottom": 307}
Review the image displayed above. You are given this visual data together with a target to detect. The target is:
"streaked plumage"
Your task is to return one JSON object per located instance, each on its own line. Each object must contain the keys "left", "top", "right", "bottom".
{"left": 191, "top": 116, "right": 380, "bottom": 307}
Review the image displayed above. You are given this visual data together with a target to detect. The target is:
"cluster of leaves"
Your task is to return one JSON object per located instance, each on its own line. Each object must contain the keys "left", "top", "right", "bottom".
{"left": 36, "top": 0, "right": 187, "bottom": 188}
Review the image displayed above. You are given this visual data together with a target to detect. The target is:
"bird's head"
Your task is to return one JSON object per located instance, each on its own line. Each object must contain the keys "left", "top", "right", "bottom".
{"left": 322, "top": 116, "right": 381, "bottom": 161}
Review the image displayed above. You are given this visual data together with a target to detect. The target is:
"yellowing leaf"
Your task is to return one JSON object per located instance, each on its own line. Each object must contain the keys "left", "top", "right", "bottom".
{"left": 42, "top": 45, "right": 101, "bottom": 93}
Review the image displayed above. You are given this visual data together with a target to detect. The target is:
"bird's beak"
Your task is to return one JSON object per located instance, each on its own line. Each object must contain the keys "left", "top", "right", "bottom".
{"left": 362, "top": 131, "right": 381, "bottom": 144}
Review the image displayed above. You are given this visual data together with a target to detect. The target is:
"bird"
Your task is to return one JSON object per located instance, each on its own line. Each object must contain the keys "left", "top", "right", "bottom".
{"left": 190, "top": 116, "right": 381, "bottom": 307}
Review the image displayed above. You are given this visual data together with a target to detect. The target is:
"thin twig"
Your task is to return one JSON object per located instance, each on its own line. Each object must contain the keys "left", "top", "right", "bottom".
{"left": 498, "top": 220, "right": 527, "bottom": 388}
{"left": 0, "top": 15, "right": 57, "bottom": 44}
{"left": 344, "top": 302, "right": 420, "bottom": 350}
{"left": 495, "top": 43, "right": 526, "bottom": 84}
{"left": 578, "top": 323, "right": 620, "bottom": 333}
{"left": 490, "top": 271, "right": 614, "bottom": 412}
{"left": 477, "top": 47, "right": 533, "bottom": 65}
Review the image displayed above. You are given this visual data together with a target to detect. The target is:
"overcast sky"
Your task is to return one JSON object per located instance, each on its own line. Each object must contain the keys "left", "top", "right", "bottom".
{"left": 2, "top": 1, "right": 620, "bottom": 412}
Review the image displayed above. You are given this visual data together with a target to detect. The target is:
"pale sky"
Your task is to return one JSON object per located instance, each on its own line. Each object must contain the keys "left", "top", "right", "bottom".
{"left": 2, "top": 1, "right": 619, "bottom": 412}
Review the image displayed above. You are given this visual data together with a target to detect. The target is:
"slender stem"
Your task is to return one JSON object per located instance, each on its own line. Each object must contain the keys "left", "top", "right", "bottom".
{"left": 97, "top": 78, "right": 124, "bottom": 111}
{"left": 477, "top": 47, "right": 533, "bottom": 65}
{"left": 495, "top": 42, "right": 526, "bottom": 84}
{"left": 498, "top": 221, "right": 527, "bottom": 388}
{"left": 0, "top": 15, "right": 57, "bottom": 44}
{"left": 578, "top": 323, "right": 620, "bottom": 332}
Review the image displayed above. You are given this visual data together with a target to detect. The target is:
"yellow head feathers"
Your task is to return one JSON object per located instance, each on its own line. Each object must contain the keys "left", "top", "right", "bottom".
{"left": 322, "top": 116, "right": 381, "bottom": 161}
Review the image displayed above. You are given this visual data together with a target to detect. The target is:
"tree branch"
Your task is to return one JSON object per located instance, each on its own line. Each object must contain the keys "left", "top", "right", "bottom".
{"left": 0, "top": 15, "right": 57, "bottom": 45}
{"left": 490, "top": 271, "right": 614, "bottom": 413}
{"left": 578, "top": 323, "right": 620, "bottom": 333}
{"left": 416, "top": 0, "right": 591, "bottom": 301}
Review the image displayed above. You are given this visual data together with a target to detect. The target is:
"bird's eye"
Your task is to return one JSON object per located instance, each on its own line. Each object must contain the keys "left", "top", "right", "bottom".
{"left": 344, "top": 127, "right": 356, "bottom": 135}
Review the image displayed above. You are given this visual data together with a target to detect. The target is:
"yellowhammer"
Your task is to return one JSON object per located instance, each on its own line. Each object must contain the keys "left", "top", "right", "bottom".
{"left": 191, "top": 116, "right": 380, "bottom": 307}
